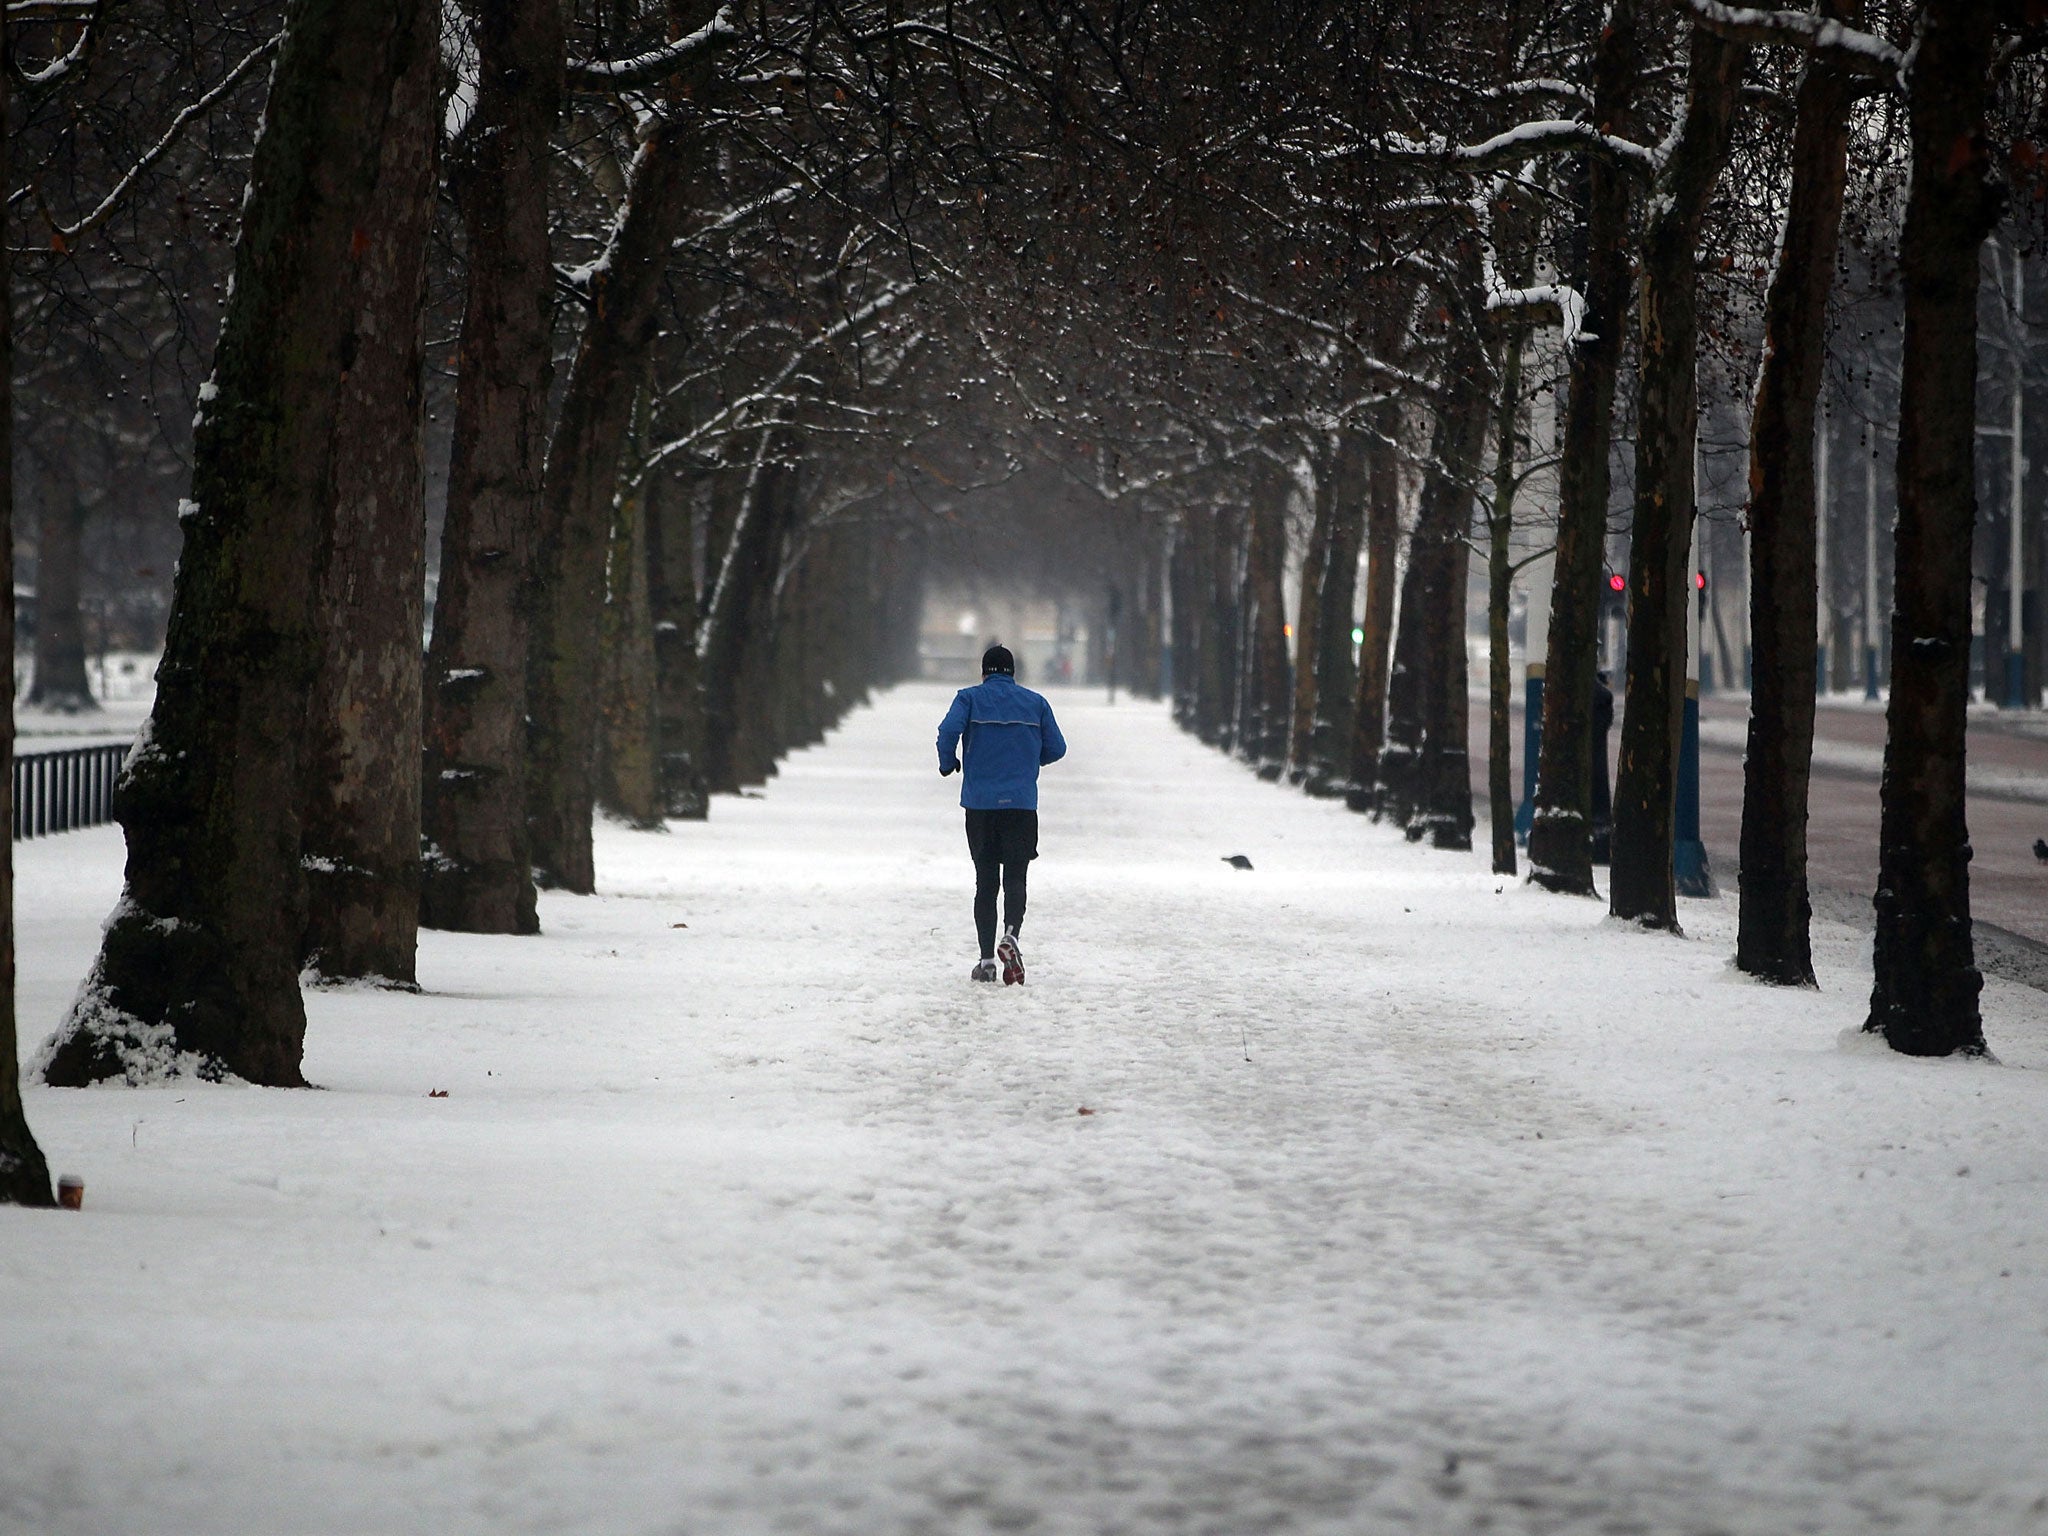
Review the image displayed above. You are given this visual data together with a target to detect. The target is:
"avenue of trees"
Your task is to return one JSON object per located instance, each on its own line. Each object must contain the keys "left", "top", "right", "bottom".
{"left": 3, "top": 0, "right": 2043, "bottom": 1202}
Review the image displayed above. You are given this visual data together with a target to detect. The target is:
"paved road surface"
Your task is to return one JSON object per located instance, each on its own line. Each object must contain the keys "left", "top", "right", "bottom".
{"left": 1467, "top": 692, "right": 2048, "bottom": 956}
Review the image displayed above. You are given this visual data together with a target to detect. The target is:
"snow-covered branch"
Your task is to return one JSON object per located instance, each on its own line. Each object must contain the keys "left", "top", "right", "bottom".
{"left": 1682, "top": 0, "right": 1905, "bottom": 82}
{"left": 563, "top": 4, "right": 739, "bottom": 92}
{"left": 643, "top": 282, "right": 915, "bottom": 473}
{"left": 1409, "top": 120, "right": 1659, "bottom": 178}
{"left": 35, "top": 34, "right": 279, "bottom": 243}
{"left": 14, "top": 2, "right": 96, "bottom": 87}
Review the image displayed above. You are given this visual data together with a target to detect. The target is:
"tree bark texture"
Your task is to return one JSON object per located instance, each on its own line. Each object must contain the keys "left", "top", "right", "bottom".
{"left": 1346, "top": 415, "right": 1401, "bottom": 810}
{"left": 1735, "top": 4, "right": 1858, "bottom": 985}
{"left": 1287, "top": 449, "right": 1335, "bottom": 779}
{"left": 0, "top": 46, "right": 55, "bottom": 1200}
{"left": 419, "top": 0, "right": 561, "bottom": 936}
{"left": 1527, "top": 0, "right": 1640, "bottom": 896}
{"left": 1306, "top": 431, "right": 1367, "bottom": 794}
{"left": 301, "top": 16, "right": 441, "bottom": 984}
{"left": 1608, "top": 24, "right": 1747, "bottom": 930}
{"left": 39, "top": 0, "right": 428, "bottom": 1087}
{"left": 1238, "top": 473, "right": 1291, "bottom": 774}
{"left": 29, "top": 447, "right": 94, "bottom": 711}
{"left": 1867, "top": 0, "right": 2000, "bottom": 1057}
{"left": 528, "top": 117, "right": 704, "bottom": 892}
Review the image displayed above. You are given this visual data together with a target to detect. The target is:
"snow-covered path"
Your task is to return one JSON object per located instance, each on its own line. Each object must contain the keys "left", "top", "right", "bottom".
{"left": 7, "top": 682, "right": 2048, "bottom": 1535}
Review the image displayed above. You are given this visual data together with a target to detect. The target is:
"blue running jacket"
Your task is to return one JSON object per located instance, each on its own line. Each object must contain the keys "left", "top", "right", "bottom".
{"left": 936, "top": 675, "right": 1067, "bottom": 809}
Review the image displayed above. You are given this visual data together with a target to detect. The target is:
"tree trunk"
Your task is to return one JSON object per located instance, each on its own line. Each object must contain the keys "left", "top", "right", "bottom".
{"left": 39, "top": 0, "right": 428, "bottom": 1088}
{"left": 419, "top": 0, "right": 562, "bottom": 937}
{"left": 649, "top": 465, "right": 709, "bottom": 818}
{"left": 1867, "top": 0, "right": 2001, "bottom": 1057}
{"left": 301, "top": 16, "right": 441, "bottom": 984}
{"left": 1197, "top": 506, "right": 1243, "bottom": 750}
{"left": 0, "top": 48, "right": 55, "bottom": 1200}
{"left": 1735, "top": 3, "right": 1858, "bottom": 985}
{"left": 1170, "top": 519, "right": 1198, "bottom": 729}
{"left": 698, "top": 433, "right": 802, "bottom": 795}
{"left": 28, "top": 442, "right": 94, "bottom": 712}
{"left": 1133, "top": 535, "right": 1166, "bottom": 699}
{"left": 1488, "top": 330, "right": 1525, "bottom": 876}
{"left": 1307, "top": 431, "right": 1367, "bottom": 794}
{"left": 1239, "top": 474, "right": 1291, "bottom": 774}
{"left": 599, "top": 430, "right": 663, "bottom": 829}
{"left": 1288, "top": 448, "right": 1334, "bottom": 779}
{"left": 1609, "top": 24, "right": 1747, "bottom": 930}
{"left": 1347, "top": 415, "right": 1401, "bottom": 810}
{"left": 1409, "top": 257, "right": 1491, "bottom": 851}
{"left": 528, "top": 116, "right": 706, "bottom": 892}
{"left": 1527, "top": 0, "right": 1640, "bottom": 895}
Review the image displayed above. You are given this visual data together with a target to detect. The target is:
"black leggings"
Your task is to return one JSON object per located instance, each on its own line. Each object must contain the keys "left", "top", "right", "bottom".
{"left": 964, "top": 809, "right": 1037, "bottom": 959}
{"left": 974, "top": 858, "right": 1028, "bottom": 960}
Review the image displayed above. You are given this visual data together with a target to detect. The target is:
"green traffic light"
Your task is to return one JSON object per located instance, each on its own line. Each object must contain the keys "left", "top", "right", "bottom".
{"left": 1350, "top": 626, "right": 1365, "bottom": 645}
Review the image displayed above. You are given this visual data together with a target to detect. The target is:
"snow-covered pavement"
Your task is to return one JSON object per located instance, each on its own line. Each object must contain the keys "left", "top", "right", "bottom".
{"left": 6, "top": 681, "right": 2048, "bottom": 1535}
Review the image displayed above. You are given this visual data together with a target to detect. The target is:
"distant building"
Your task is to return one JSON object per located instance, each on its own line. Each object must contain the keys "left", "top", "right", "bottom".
{"left": 917, "top": 586, "right": 1078, "bottom": 685}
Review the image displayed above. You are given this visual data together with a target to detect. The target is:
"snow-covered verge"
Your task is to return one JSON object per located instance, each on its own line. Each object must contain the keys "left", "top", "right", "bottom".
{"left": 14, "top": 650, "right": 156, "bottom": 751}
{"left": 5, "top": 681, "right": 2046, "bottom": 1536}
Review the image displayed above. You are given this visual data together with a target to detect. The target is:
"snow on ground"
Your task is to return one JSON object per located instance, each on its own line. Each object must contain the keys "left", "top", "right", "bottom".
{"left": 5, "top": 680, "right": 2048, "bottom": 1536}
{"left": 15, "top": 653, "right": 155, "bottom": 754}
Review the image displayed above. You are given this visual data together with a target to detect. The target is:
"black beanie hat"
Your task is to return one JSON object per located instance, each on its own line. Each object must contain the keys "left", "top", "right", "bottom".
{"left": 981, "top": 644, "right": 1015, "bottom": 676}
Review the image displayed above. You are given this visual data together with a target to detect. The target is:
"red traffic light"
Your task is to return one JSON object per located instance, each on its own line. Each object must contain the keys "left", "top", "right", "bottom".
{"left": 1608, "top": 573, "right": 1626, "bottom": 592}
{"left": 1695, "top": 571, "right": 1707, "bottom": 591}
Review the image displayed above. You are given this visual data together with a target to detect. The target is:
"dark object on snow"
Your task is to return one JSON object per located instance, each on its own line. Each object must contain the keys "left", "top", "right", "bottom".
{"left": 2035, "top": 839, "right": 2048, "bottom": 864}
{"left": 1223, "top": 854, "right": 1254, "bottom": 870}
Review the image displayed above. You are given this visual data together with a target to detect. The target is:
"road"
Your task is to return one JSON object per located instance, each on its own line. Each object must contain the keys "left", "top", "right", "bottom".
{"left": 1468, "top": 691, "right": 2048, "bottom": 954}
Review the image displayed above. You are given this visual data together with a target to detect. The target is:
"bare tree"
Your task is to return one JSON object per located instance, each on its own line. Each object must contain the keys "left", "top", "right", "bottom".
{"left": 39, "top": 0, "right": 435, "bottom": 1086}
{"left": 301, "top": 8, "right": 443, "bottom": 983}
{"left": 1608, "top": 20, "right": 1749, "bottom": 930}
{"left": 418, "top": 0, "right": 564, "bottom": 937}
{"left": 1, "top": 39, "right": 56, "bottom": 1204}
{"left": 1865, "top": 0, "right": 2008, "bottom": 1057}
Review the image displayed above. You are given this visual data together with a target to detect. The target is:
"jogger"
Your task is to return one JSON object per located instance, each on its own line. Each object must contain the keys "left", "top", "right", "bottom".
{"left": 937, "top": 645, "right": 1066, "bottom": 983}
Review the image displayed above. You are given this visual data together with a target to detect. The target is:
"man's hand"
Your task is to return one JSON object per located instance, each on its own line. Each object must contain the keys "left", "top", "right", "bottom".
{"left": 940, "top": 760, "right": 959, "bottom": 777}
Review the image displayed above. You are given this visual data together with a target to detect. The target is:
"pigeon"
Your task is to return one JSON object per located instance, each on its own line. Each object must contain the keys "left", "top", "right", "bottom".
{"left": 2035, "top": 838, "right": 2048, "bottom": 864}
{"left": 1223, "top": 854, "right": 1254, "bottom": 870}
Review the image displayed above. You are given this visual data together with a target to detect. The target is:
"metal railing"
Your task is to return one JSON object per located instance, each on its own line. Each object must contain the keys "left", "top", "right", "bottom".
{"left": 13, "top": 743, "right": 126, "bottom": 839}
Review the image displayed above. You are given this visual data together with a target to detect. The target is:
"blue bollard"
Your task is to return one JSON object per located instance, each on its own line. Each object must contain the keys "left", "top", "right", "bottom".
{"left": 1675, "top": 682, "right": 1714, "bottom": 897}
{"left": 1515, "top": 668, "right": 1543, "bottom": 846}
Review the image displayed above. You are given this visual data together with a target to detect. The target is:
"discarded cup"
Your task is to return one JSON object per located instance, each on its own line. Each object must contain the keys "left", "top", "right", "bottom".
{"left": 56, "top": 1175, "right": 84, "bottom": 1212}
